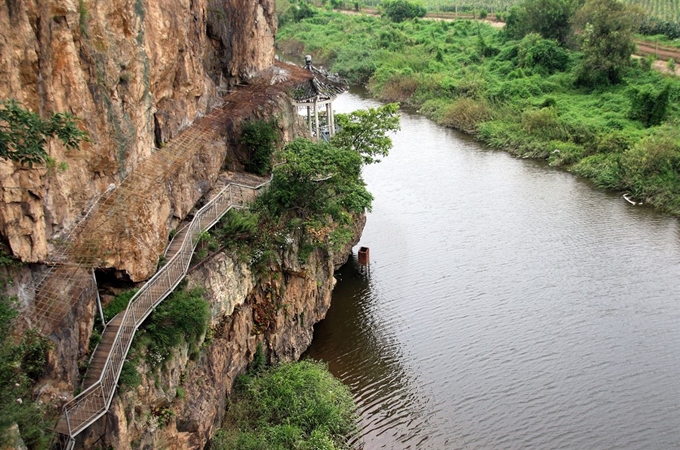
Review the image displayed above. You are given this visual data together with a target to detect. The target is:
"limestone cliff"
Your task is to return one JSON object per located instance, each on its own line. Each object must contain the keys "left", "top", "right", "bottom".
{"left": 0, "top": 0, "right": 275, "bottom": 272}
{"left": 76, "top": 227, "right": 358, "bottom": 449}
{"left": 0, "top": 1, "right": 365, "bottom": 447}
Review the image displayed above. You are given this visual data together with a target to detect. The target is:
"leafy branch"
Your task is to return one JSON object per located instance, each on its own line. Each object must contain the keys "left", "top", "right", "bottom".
{"left": 0, "top": 99, "right": 88, "bottom": 167}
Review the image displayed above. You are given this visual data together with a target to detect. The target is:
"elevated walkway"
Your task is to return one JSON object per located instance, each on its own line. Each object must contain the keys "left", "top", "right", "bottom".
{"left": 55, "top": 176, "right": 270, "bottom": 442}
{"left": 29, "top": 62, "right": 320, "bottom": 447}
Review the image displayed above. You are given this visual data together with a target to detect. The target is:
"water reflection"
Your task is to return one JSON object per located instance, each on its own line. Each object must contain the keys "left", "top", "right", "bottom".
{"left": 306, "top": 256, "right": 436, "bottom": 447}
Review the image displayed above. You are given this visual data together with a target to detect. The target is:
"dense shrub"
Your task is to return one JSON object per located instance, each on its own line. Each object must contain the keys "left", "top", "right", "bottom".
{"left": 504, "top": 0, "right": 577, "bottom": 45}
{"left": 628, "top": 84, "right": 670, "bottom": 127}
{"left": 441, "top": 98, "right": 493, "bottom": 133}
{"left": 0, "top": 296, "right": 53, "bottom": 449}
{"left": 638, "top": 17, "right": 680, "bottom": 39}
{"left": 103, "top": 289, "right": 137, "bottom": 322}
{"left": 517, "top": 33, "right": 569, "bottom": 73}
{"left": 143, "top": 286, "right": 210, "bottom": 363}
{"left": 212, "top": 360, "right": 357, "bottom": 450}
{"left": 382, "top": 0, "right": 426, "bottom": 22}
{"left": 521, "top": 107, "right": 567, "bottom": 140}
{"left": 242, "top": 119, "right": 280, "bottom": 176}
{"left": 121, "top": 285, "right": 210, "bottom": 382}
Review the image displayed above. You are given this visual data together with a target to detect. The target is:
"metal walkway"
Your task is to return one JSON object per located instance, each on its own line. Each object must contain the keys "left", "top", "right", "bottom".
{"left": 55, "top": 176, "right": 270, "bottom": 442}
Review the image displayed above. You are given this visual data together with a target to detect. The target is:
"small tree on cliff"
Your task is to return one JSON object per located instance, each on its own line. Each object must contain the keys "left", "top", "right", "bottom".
{"left": 0, "top": 99, "right": 87, "bottom": 167}
{"left": 262, "top": 103, "right": 400, "bottom": 250}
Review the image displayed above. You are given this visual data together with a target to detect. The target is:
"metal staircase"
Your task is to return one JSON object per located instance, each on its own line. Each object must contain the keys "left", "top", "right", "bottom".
{"left": 55, "top": 177, "right": 270, "bottom": 442}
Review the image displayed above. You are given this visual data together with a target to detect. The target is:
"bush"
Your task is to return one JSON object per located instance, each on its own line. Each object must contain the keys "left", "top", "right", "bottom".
{"left": 638, "top": 17, "right": 680, "bottom": 40}
{"left": 138, "top": 286, "right": 210, "bottom": 366}
{"left": 293, "top": 3, "right": 316, "bottom": 22}
{"left": 212, "top": 360, "right": 357, "bottom": 450}
{"left": 572, "top": 153, "right": 623, "bottom": 189}
{"left": 242, "top": 119, "right": 280, "bottom": 176}
{"left": 517, "top": 33, "right": 569, "bottom": 73}
{"left": 628, "top": 84, "right": 670, "bottom": 127}
{"left": 118, "top": 359, "right": 142, "bottom": 391}
{"left": 621, "top": 129, "right": 680, "bottom": 177}
{"left": 504, "top": 0, "right": 577, "bottom": 45}
{"left": 521, "top": 107, "right": 567, "bottom": 140}
{"left": 0, "top": 296, "right": 53, "bottom": 449}
{"left": 382, "top": 0, "right": 426, "bottom": 22}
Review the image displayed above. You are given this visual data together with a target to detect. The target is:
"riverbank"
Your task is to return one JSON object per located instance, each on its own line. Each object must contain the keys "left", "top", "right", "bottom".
{"left": 277, "top": 10, "right": 680, "bottom": 215}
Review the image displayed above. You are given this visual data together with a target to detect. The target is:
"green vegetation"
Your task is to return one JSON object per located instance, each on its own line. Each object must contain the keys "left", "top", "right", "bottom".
{"left": 0, "top": 296, "right": 53, "bottom": 449}
{"left": 120, "top": 286, "right": 209, "bottom": 389}
{"left": 505, "top": 0, "right": 580, "bottom": 44}
{"left": 627, "top": 0, "right": 680, "bottom": 23}
{"left": 573, "top": 0, "right": 642, "bottom": 85}
{"left": 211, "top": 360, "right": 357, "bottom": 450}
{"left": 0, "top": 99, "right": 87, "bottom": 167}
{"left": 277, "top": 5, "right": 680, "bottom": 213}
{"left": 382, "top": 0, "right": 427, "bottom": 22}
{"left": 331, "top": 103, "right": 401, "bottom": 163}
{"left": 103, "top": 289, "right": 138, "bottom": 322}
{"left": 212, "top": 104, "right": 398, "bottom": 273}
{"left": 242, "top": 118, "right": 281, "bottom": 175}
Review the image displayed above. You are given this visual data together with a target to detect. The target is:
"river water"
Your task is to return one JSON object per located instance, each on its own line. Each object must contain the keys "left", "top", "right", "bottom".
{"left": 304, "top": 88, "right": 680, "bottom": 449}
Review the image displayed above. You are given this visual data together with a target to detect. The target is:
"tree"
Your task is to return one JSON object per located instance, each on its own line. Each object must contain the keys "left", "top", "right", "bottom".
{"left": 0, "top": 99, "right": 87, "bottom": 167}
{"left": 262, "top": 104, "right": 400, "bottom": 250}
{"left": 330, "top": 103, "right": 400, "bottom": 164}
{"left": 505, "top": 0, "right": 581, "bottom": 45}
{"left": 268, "top": 138, "right": 372, "bottom": 220}
{"left": 381, "top": 0, "right": 427, "bottom": 23}
{"left": 573, "top": 0, "right": 643, "bottom": 86}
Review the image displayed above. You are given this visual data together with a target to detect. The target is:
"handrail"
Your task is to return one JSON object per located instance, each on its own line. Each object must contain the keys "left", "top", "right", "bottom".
{"left": 60, "top": 177, "right": 271, "bottom": 438}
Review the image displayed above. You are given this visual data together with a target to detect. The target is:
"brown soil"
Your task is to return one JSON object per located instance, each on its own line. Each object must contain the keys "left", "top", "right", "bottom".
{"left": 635, "top": 41, "right": 680, "bottom": 61}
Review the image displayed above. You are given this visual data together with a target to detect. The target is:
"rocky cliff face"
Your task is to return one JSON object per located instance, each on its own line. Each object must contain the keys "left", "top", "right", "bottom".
{"left": 76, "top": 229, "right": 359, "bottom": 449}
{"left": 0, "top": 1, "right": 365, "bottom": 447}
{"left": 0, "top": 0, "right": 276, "bottom": 268}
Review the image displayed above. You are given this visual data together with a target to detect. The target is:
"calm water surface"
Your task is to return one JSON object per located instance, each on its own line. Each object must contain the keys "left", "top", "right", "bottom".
{"left": 305, "top": 89, "right": 680, "bottom": 449}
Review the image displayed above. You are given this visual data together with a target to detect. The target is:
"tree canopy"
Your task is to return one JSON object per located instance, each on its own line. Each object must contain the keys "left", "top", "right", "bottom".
{"left": 381, "top": 0, "right": 427, "bottom": 23}
{"left": 0, "top": 99, "right": 87, "bottom": 167}
{"left": 331, "top": 102, "right": 400, "bottom": 164}
{"left": 505, "top": 0, "right": 582, "bottom": 45}
{"left": 268, "top": 138, "right": 372, "bottom": 221}
{"left": 259, "top": 103, "right": 400, "bottom": 251}
{"left": 573, "top": 0, "right": 642, "bottom": 85}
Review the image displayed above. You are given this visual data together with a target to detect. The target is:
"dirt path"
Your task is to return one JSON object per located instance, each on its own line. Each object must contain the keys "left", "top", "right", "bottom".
{"left": 635, "top": 41, "right": 680, "bottom": 61}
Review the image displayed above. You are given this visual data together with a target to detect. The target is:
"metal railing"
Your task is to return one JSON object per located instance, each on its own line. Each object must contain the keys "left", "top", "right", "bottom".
{"left": 58, "top": 177, "right": 271, "bottom": 439}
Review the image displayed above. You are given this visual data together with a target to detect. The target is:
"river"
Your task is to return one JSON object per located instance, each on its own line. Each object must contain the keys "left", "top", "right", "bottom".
{"left": 304, "top": 88, "right": 680, "bottom": 449}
